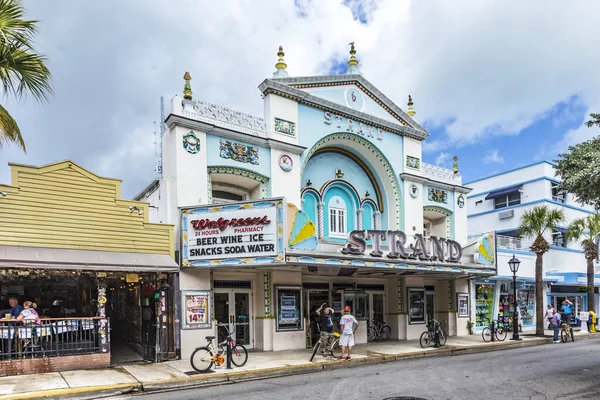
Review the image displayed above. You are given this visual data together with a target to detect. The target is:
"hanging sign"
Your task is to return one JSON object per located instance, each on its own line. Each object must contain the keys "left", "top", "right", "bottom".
{"left": 184, "top": 205, "right": 278, "bottom": 262}
{"left": 182, "top": 291, "right": 211, "bottom": 329}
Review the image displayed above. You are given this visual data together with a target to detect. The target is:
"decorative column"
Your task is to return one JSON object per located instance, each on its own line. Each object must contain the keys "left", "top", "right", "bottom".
{"left": 357, "top": 208, "right": 364, "bottom": 230}
{"left": 374, "top": 211, "right": 381, "bottom": 230}
{"left": 264, "top": 271, "right": 273, "bottom": 317}
{"left": 398, "top": 277, "right": 407, "bottom": 313}
{"left": 448, "top": 280, "right": 456, "bottom": 312}
{"left": 317, "top": 202, "right": 325, "bottom": 239}
{"left": 96, "top": 279, "right": 109, "bottom": 353}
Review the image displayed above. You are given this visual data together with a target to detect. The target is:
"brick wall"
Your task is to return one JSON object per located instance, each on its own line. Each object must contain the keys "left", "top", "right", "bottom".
{"left": 0, "top": 353, "right": 110, "bottom": 377}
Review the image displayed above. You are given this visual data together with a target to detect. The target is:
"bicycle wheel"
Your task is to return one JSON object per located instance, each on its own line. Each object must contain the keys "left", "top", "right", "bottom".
{"left": 495, "top": 327, "right": 507, "bottom": 342}
{"left": 419, "top": 331, "right": 431, "bottom": 348}
{"left": 190, "top": 346, "right": 214, "bottom": 373}
{"left": 330, "top": 339, "right": 341, "bottom": 358}
{"left": 560, "top": 329, "right": 567, "bottom": 343}
{"left": 310, "top": 339, "right": 321, "bottom": 362}
{"left": 437, "top": 329, "right": 447, "bottom": 346}
{"left": 367, "top": 326, "right": 376, "bottom": 342}
{"left": 231, "top": 344, "right": 248, "bottom": 367}
{"left": 482, "top": 327, "right": 492, "bottom": 343}
{"left": 381, "top": 325, "right": 391, "bottom": 340}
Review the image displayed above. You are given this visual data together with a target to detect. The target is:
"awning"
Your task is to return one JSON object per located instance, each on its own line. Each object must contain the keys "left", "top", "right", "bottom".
{"left": 485, "top": 185, "right": 522, "bottom": 200}
{"left": 0, "top": 245, "right": 179, "bottom": 273}
{"left": 487, "top": 275, "right": 558, "bottom": 283}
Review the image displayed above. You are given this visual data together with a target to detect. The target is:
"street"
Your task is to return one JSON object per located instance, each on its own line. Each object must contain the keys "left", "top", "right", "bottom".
{"left": 119, "top": 338, "right": 600, "bottom": 400}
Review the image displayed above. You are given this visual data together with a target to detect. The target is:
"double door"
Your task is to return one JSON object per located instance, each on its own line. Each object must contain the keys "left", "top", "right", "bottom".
{"left": 214, "top": 290, "right": 253, "bottom": 348}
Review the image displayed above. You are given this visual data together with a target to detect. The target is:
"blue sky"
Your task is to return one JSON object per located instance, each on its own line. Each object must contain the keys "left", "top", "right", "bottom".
{"left": 1, "top": 1, "right": 599, "bottom": 197}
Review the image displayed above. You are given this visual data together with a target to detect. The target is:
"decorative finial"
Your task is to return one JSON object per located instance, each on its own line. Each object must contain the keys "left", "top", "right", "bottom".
{"left": 347, "top": 42, "right": 360, "bottom": 74}
{"left": 453, "top": 156, "right": 459, "bottom": 174}
{"left": 273, "top": 45, "right": 289, "bottom": 78}
{"left": 183, "top": 72, "right": 192, "bottom": 100}
{"left": 335, "top": 169, "right": 344, "bottom": 179}
{"left": 407, "top": 95, "right": 416, "bottom": 117}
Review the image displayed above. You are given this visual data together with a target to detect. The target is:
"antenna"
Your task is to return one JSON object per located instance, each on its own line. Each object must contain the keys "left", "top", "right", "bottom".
{"left": 154, "top": 96, "right": 164, "bottom": 176}
{"left": 160, "top": 96, "right": 165, "bottom": 134}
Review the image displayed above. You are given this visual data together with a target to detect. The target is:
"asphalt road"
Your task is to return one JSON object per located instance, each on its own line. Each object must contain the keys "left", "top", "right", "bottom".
{"left": 122, "top": 338, "right": 600, "bottom": 400}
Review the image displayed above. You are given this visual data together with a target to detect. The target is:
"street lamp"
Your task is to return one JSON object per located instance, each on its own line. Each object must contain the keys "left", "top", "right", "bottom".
{"left": 509, "top": 255, "right": 521, "bottom": 341}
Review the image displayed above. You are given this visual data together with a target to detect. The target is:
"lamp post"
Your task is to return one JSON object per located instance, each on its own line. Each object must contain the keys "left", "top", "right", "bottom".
{"left": 509, "top": 255, "right": 521, "bottom": 341}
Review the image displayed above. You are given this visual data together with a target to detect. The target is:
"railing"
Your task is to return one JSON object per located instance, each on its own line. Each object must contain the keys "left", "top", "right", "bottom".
{"left": 468, "top": 232, "right": 533, "bottom": 252}
{"left": 0, "top": 317, "right": 109, "bottom": 361}
{"left": 421, "top": 162, "right": 462, "bottom": 184}
{"left": 181, "top": 100, "right": 268, "bottom": 139}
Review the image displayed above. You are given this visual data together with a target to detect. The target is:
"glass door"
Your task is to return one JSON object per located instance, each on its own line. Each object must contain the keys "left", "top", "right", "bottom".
{"left": 214, "top": 290, "right": 253, "bottom": 348}
{"left": 425, "top": 292, "right": 436, "bottom": 324}
{"left": 369, "top": 293, "right": 385, "bottom": 325}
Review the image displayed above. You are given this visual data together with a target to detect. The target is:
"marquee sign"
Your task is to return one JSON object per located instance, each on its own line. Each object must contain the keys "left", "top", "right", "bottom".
{"left": 324, "top": 111, "right": 384, "bottom": 140}
{"left": 341, "top": 230, "right": 463, "bottom": 263}
{"left": 181, "top": 200, "right": 284, "bottom": 266}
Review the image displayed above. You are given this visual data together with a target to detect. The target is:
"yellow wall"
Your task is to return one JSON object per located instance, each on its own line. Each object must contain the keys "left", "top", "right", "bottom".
{"left": 0, "top": 161, "right": 174, "bottom": 258}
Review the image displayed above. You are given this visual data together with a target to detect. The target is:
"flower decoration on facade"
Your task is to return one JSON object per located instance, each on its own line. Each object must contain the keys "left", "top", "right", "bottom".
{"left": 183, "top": 131, "right": 200, "bottom": 154}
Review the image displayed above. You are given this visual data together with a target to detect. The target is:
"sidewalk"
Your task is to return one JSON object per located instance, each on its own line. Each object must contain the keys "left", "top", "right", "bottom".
{"left": 1, "top": 331, "right": 596, "bottom": 400}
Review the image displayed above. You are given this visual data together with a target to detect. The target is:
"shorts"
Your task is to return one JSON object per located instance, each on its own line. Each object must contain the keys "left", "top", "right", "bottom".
{"left": 339, "top": 333, "right": 354, "bottom": 347}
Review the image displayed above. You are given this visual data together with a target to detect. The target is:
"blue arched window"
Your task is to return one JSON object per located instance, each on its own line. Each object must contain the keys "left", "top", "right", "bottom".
{"left": 328, "top": 196, "right": 347, "bottom": 238}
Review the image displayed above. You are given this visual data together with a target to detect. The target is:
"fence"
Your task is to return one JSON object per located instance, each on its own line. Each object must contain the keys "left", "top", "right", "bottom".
{"left": 0, "top": 317, "right": 109, "bottom": 361}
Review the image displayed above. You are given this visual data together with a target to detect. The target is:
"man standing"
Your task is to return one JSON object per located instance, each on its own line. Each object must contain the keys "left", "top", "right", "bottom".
{"left": 339, "top": 305, "right": 358, "bottom": 360}
{"left": 8, "top": 297, "right": 23, "bottom": 319}
{"left": 316, "top": 303, "right": 334, "bottom": 356}
{"left": 552, "top": 311, "right": 562, "bottom": 343}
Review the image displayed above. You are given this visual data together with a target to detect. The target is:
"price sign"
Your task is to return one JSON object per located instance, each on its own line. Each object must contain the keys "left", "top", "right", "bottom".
{"left": 182, "top": 291, "right": 211, "bottom": 329}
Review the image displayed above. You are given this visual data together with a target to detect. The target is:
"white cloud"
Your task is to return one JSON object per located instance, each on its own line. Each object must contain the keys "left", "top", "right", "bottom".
{"left": 483, "top": 149, "right": 504, "bottom": 164}
{"left": 435, "top": 152, "right": 449, "bottom": 166}
{"left": 2, "top": 0, "right": 600, "bottom": 196}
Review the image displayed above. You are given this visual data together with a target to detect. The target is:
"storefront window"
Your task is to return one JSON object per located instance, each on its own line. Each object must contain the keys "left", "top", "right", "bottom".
{"left": 475, "top": 284, "right": 494, "bottom": 329}
{"left": 275, "top": 286, "right": 303, "bottom": 331}
{"left": 517, "top": 285, "right": 535, "bottom": 327}
{"left": 408, "top": 288, "right": 425, "bottom": 324}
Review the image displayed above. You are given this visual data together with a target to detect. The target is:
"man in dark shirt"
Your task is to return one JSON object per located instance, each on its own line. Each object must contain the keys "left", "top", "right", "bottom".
{"left": 8, "top": 297, "right": 24, "bottom": 319}
{"left": 316, "top": 303, "right": 335, "bottom": 356}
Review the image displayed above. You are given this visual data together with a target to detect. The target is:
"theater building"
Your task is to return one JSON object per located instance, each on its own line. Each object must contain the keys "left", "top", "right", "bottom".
{"left": 135, "top": 46, "right": 496, "bottom": 357}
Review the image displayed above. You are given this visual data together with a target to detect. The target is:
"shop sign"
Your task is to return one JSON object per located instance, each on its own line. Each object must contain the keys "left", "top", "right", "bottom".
{"left": 182, "top": 290, "right": 211, "bottom": 329}
{"left": 324, "top": 111, "right": 384, "bottom": 140}
{"left": 184, "top": 205, "right": 278, "bottom": 262}
{"left": 341, "top": 230, "right": 463, "bottom": 263}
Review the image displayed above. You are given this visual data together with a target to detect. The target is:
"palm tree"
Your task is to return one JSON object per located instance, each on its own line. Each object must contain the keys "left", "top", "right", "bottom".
{"left": 565, "top": 214, "right": 600, "bottom": 315}
{"left": 518, "top": 205, "right": 565, "bottom": 336}
{"left": 0, "top": 0, "right": 52, "bottom": 152}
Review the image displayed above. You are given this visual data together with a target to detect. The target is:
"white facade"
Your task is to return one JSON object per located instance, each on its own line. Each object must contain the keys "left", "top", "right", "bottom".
{"left": 136, "top": 54, "right": 495, "bottom": 358}
{"left": 466, "top": 161, "right": 599, "bottom": 330}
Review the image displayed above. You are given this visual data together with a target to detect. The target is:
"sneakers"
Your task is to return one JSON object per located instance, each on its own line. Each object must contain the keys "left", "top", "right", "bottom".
{"left": 553, "top": 340, "right": 560, "bottom": 343}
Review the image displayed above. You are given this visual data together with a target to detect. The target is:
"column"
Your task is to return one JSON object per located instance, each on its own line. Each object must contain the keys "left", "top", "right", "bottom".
{"left": 264, "top": 271, "right": 273, "bottom": 317}
{"left": 96, "top": 279, "right": 109, "bottom": 353}
{"left": 374, "top": 211, "right": 381, "bottom": 230}
{"left": 317, "top": 202, "right": 325, "bottom": 239}
{"left": 357, "top": 208, "right": 364, "bottom": 230}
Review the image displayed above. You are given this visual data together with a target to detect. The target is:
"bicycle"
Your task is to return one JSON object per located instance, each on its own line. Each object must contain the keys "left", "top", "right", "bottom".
{"left": 190, "top": 326, "right": 248, "bottom": 373}
{"left": 310, "top": 331, "right": 341, "bottom": 361}
{"left": 560, "top": 322, "right": 575, "bottom": 343}
{"left": 419, "top": 319, "right": 446, "bottom": 348}
{"left": 367, "top": 320, "right": 391, "bottom": 342}
{"left": 482, "top": 320, "right": 507, "bottom": 342}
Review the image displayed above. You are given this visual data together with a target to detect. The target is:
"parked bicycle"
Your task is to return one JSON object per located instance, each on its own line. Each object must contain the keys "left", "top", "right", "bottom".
{"left": 310, "top": 332, "right": 341, "bottom": 361}
{"left": 561, "top": 322, "right": 575, "bottom": 343}
{"left": 367, "top": 320, "right": 391, "bottom": 342}
{"left": 190, "top": 326, "right": 248, "bottom": 373}
{"left": 419, "top": 319, "right": 446, "bottom": 348}
{"left": 482, "top": 320, "right": 507, "bottom": 342}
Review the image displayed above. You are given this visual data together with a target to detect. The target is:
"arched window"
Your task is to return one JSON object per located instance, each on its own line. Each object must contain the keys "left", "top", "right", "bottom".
{"left": 328, "top": 196, "right": 347, "bottom": 238}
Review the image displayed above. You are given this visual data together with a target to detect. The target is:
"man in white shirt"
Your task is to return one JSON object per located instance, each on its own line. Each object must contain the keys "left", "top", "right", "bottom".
{"left": 339, "top": 305, "right": 358, "bottom": 360}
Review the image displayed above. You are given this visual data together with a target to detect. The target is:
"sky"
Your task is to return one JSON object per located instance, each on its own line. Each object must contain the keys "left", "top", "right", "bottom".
{"left": 1, "top": 0, "right": 600, "bottom": 197}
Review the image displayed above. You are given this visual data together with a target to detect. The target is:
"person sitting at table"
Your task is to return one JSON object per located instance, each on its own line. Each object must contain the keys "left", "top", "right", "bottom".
{"left": 8, "top": 297, "right": 24, "bottom": 319}
{"left": 16, "top": 301, "right": 41, "bottom": 325}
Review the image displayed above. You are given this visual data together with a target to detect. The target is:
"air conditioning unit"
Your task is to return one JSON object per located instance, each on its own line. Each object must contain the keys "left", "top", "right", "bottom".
{"left": 498, "top": 209, "right": 514, "bottom": 220}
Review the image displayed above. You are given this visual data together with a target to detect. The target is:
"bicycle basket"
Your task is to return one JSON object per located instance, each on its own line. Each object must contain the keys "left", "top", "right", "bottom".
{"left": 332, "top": 332, "right": 341, "bottom": 337}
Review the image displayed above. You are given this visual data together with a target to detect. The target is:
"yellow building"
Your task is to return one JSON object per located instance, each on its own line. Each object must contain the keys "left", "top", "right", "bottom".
{"left": 0, "top": 161, "right": 178, "bottom": 376}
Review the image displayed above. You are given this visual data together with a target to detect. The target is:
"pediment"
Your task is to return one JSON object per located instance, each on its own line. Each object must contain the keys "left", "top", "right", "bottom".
{"left": 271, "top": 75, "right": 427, "bottom": 135}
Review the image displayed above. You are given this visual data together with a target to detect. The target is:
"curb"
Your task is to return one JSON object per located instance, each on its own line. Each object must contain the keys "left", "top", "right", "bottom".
{"left": 4, "top": 335, "right": 599, "bottom": 399}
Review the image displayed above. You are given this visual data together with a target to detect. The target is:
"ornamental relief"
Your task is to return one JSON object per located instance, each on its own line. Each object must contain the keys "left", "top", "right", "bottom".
{"left": 219, "top": 140, "right": 259, "bottom": 165}
{"left": 428, "top": 188, "right": 448, "bottom": 204}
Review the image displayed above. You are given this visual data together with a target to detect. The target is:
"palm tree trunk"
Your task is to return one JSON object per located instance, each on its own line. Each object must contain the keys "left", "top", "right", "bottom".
{"left": 535, "top": 253, "right": 544, "bottom": 336}
{"left": 588, "top": 258, "right": 595, "bottom": 314}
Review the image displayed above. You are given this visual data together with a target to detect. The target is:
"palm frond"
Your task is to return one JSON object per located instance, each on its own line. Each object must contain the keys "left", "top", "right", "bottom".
{"left": 0, "top": 102, "right": 24, "bottom": 150}
{"left": 0, "top": 46, "right": 52, "bottom": 101}
{"left": 518, "top": 206, "right": 564, "bottom": 239}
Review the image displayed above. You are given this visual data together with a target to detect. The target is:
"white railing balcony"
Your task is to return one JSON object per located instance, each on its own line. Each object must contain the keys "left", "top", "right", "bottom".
{"left": 180, "top": 100, "right": 268, "bottom": 139}
{"left": 421, "top": 162, "right": 462, "bottom": 184}
{"left": 496, "top": 235, "right": 532, "bottom": 252}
